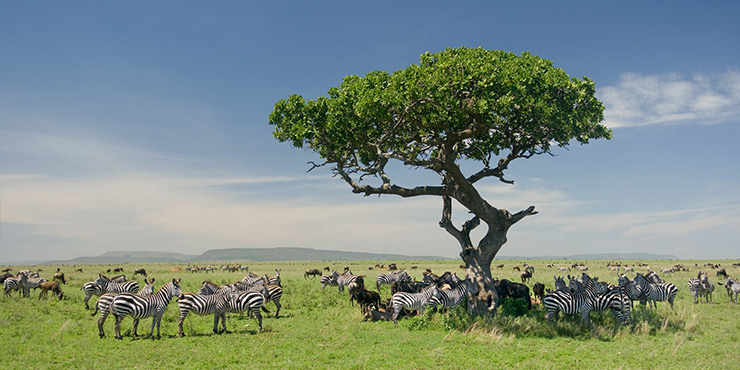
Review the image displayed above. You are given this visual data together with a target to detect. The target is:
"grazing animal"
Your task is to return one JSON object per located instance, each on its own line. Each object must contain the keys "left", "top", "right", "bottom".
{"left": 376, "top": 270, "right": 411, "bottom": 291}
{"left": 133, "top": 268, "right": 147, "bottom": 278}
{"left": 76, "top": 268, "right": 83, "bottom": 273}
{"left": 719, "top": 277, "right": 740, "bottom": 303}
{"left": 224, "top": 286, "right": 270, "bottom": 332}
{"left": 391, "top": 280, "right": 429, "bottom": 295}
{"left": 333, "top": 270, "right": 359, "bottom": 292}
{"left": 428, "top": 279, "right": 477, "bottom": 310}
{"left": 391, "top": 285, "right": 440, "bottom": 325}
{"left": 716, "top": 268, "right": 728, "bottom": 280}
{"left": 633, "top": 272, "right": 678, "bottom": 309}
{"left": 53, "top": 272, "right": 66, "bottom": 285}
{"left": 543, "top": 275, "right": 601, "bottom": 323}
{"left": 362, "top": 308, "right": 392, "bottom": 322}
{"left": 4, "top": 275, "right": 23, "bottom": 297}
{"left": 320, "top": 274, "right": 338, "bottom": 289}
{"left": 304, "top": 269, "right": 322, "bottom": 279}
{"left": 197, "top": 280, "right": 221, "bottom": 295}
{"left": 38, "top": 281, "right": 63, "bottom": 300}
{"left": 110, "top": 278, "right": 182, "bottom": 339}
{"left": 700, "top": 273, "right": 715, "bottom": 303}
{"left": 688, "top": 272, "right": 706, "bottom": 304}
{"left": 177, "top": 287, "right": 232, "bottom": 337}
{"left": 496, "top": 264, "right": 504, "bottom": 269}
{"left": 351, "top": 288, "right": 381, "bottom": 313}
{"left": 82, "top": 281, "right": 106, "bottom": 309}
{"left": 21, "top": 273, "right": 47, "bottom": 298}
{"left": 94, "top": 274, "right": 139, "bottom": 296}
{"left": 267, "top": 269, "right": 282, "bottom": 287}
{"left": 520, "top": 269, "right": 533, "bottom": 284}
{"left": 94, "top": 279, "right": 156, "bottom": 338}
{"left": 493, "top": 279, "right": 531, "bottom": 309}
{"left": 532, "top": 282, "right": 545, "bottom": 302}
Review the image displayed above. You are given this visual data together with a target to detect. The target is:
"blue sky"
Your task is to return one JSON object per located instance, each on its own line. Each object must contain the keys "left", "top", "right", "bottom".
{"left": 1, "top": 2, "right": 739, "bottom": 263}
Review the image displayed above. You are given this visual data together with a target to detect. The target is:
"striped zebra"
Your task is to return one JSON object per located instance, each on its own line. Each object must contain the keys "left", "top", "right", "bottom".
{"left": 267, "top": 269, "right": 281, "bottom": 287}
{"left": 177, "top": 286, "right": 233, "bottom": 337}
{"left": 699, "top": 273, "right": 714, "bottom": 303}
{"left": 94, "top": 274, "right": 140, "bottom": 295}
{"left": 241, "top": 274, "right": 268, "bottom": 289}
{"left": 720, "top": 277, "right": 740, "bottom": 303}
{"left": 82, "top": 282, "right": 106, "bottom": 309}
{"left": 688, "top": 271, "right": 705, "bottom": 304}
{"left": 94, "top": 279, "right": 156, "bottom": 338}
{"left": 197, "top": 280, "right": 221, "bottom": 295}
{"left": 588, "top": 281, "right": 632, "bottom": 325}
{"left": 321, "top": 274, "right": 337, "bottom": 289}
{"left": 20, "top": 272, "right": 48, "bottom": 298}
{"left": 543, "top": 274, "right": 603, "bottom": 323}
{"left": 255, "top": 284, "right": 283, "bottom": 318}
{"left": 4, "top": 275, "right": 23, "bottom": 297}
{"left": 224, "top": 286, "right": 270, "bottom": 332}
{"left": 428, "top": 279, "right": 477, "bottom": 310}
{"left": 618, "top": 274, "right": 647, "bottom": 307}
{"left": 376, "top": 270, "right": 411, "bottom": 291}
{"left": 633, "top": 272, "right": 678, "bottom": 309}
{"left": 391, "top": 284, "right": 441, "bottom": 325}
{"left": 110, "top": 278, "right": 182, "bottom": 339}
{"left": 333, "top": 270, "right": 359, "bottom": 292}
{"left": 645, "top": 271, "right": 664, "bottom": 284}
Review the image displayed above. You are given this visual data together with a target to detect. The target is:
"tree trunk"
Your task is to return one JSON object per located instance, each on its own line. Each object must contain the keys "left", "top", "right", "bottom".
{"left": 460, "top": 229, "right": 506, "bottom": 316}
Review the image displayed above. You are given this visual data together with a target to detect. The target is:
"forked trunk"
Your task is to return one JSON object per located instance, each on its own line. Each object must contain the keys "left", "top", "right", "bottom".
{"left": 460, "top": 239, "right": 502, "bottom": 316}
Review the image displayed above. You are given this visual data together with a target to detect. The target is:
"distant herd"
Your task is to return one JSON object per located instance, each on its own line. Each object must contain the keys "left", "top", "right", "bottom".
{"left": 2, "top": 260, "right": 739, "bottom": 339}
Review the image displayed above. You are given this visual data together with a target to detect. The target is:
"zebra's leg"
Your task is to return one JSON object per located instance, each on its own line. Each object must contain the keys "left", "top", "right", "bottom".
{"left": 177, "top": 311, "right": 188, "bottom": 337}
{"left": 153, "top": 316, "right": 162, "bottom": 339}
{"left": 392, "top": 306, "right": 401, "bottom": 326}
{"left": 132, "top": 318, "right": 140, "bottom": 338}
{"left": 113, "top": 315, "right": 124, "bottom": 340}
{"left": 219, "top": 312, "right": 227, "bottom": 333}
{"left": 212, "top": 313, "right": 221, "bottom": 334}
{"left": 254, "top": 309, "right": 263, "bottom": 332}
{"left": 274, "top": 299, "right": 281, "bottom": 318}
{"left": 98, "top": 313, "right": 108, "bottom": 338}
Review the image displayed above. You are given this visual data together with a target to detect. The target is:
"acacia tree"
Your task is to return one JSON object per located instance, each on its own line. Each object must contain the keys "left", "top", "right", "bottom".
{"left": 269, "top": 47, "right": 610, "bottom": 316}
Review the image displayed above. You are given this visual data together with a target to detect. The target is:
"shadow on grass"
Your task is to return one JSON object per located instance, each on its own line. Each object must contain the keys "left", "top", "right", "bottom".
{"left": 403, "top": 298, "right": 691, "bottom": 340}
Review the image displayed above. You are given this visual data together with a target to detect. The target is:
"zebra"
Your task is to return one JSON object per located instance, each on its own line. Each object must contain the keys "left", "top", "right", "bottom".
{"left": 110, "top": 278, "right": 182, "bottom": 339}
{"left": 224, "top": 285, "right": 270, "bottom": 332}
{"left": 94, "top": 279, "right": 156, "bottom": 338}
{"left": 645, "top": 271, "right": 664, "bottom": 284}
{"left": 4, "top": 274, "right": 23, "bottom": 297}
{"left": 94, "top": 274, "right": 140, "bottom": 295}
{"left": 543, "top": 274, "right": 603, "bottom": 323}
{"left": 428, "top": 279, "right": 477, "bottom": 310}
{"left": 267, "top": 269, "right": 282, "bottom": 287}
{"left": 720, "top": 277, "right": 740, "bottom": 303}
{"left": 333, "top": 270, "right": 359, "bottom": 292}
{"left": 321, "top": 274, "right": 337, "bottom": 289}
{"left": 250, "top": 284, "right": 283, "bottom": 318}
{"left": 587, "top": 281, "right": 632, "bottom": 325}
{"left": 197, "top": 280, "right": 222, "bottom": 295}
{"left": 177, "top": 286, "right": 233, "bottom": 337}
{"left": 19, "top": 272, "right": 48, "bottom": 298}
{"left": 376, "top": 270, "right": 411, "bottom": 291}
{"left": 82, "top": 281, "right": 106, "bottom": 309}
{"left": 633, "top": 272, "right": 678, "bottom": 309}
{"left": 241, "top": 274, "right": 268, "bottom": 289}
{"left": 699, "top": 273, "right": 714, "bottom": 303}
{"left": 391, "top": 284, "right": 441, "bottom": 325}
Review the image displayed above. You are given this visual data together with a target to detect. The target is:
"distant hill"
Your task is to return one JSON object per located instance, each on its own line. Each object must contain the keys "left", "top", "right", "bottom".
{"left": 42, "top": 247, "right": 448, "bottom": 265}
{"left": 36, "top": 248, "right": 680, "bottom": 265}
{"left": 497, "top": 252, "right": 680, "bottom": 260}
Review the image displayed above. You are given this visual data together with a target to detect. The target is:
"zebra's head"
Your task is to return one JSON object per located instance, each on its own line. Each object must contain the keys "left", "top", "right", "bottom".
{"left": 554, "top": 276, "right": 567, "bottom": 291}
{"left": 618, "top": 274, "right": 630, "bottom": 288}
{"left": 140, "top": 278, "right": 156, "bottom": 296}
{"left": 94, "top": 274, "right": 108, "bottom": 286}
{"left": 166, "top": 278, "right": 183, "bottom": 298}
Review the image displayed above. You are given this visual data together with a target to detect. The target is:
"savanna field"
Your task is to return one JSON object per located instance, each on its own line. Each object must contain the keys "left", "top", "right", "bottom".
{"left": 2, "top": 259, "right": 739, "bottom": 370}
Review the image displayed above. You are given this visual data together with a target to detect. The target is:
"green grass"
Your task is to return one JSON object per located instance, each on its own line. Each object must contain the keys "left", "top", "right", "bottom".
{"left": 1, "top": 259, "right": 738, "bottom": 369}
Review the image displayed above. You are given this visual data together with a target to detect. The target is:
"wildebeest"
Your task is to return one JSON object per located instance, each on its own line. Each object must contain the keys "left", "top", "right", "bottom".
{"left": 351, "top": 288, "right": 381, "bottom": 313}
{"left": 113, "top": 267, "right": 124, "bottom": 273}
{"left": 532, "top": 282, "right": 545, "bottom": 303}
{"left": 362, "top": 308, "right": 393, "bottom": 322}
{"left": 391, "top": 280, "right": 428, "bottom": 295}
{"left": 717, "top": 268, "right": 728, "bottom": 279}
{"left": 493, "top": 279, "right": 531, "bottom": 309}
{"left": 304, "top": 269, "right": 322, "bottom": 279}
{"left": 0, "top": 273, "right": 13, "bottom": 284}
{"left": 324, "top": 266, "right": 331, "bottom": 272}
{"left": 38, "top": 281, "right": 63, "bottom": 300}
{"left": 76, "top": 268, "right": 83, "bottom": 273}
{"left": 133, "top": 268, "right": 147, "bottom": 277}
{"left": 520, "top": 269, "right": 532, "bottom": 284}
{"left": 53, "top": 272, "right": 66, "bottom": 285}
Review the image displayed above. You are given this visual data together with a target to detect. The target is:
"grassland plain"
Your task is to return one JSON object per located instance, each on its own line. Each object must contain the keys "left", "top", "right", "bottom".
{"left": 1, "top": 259, "right": 738, "bottom": 369}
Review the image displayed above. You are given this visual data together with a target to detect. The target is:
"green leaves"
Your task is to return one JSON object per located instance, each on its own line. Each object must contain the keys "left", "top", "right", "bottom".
{"left": 269, "top": 47, "right": 610, "bottom": 179}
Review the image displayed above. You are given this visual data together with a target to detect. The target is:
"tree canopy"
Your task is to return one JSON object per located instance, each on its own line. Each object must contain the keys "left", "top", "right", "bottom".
{"left": 270, "top": 47, "right": 610, "bottom": 198}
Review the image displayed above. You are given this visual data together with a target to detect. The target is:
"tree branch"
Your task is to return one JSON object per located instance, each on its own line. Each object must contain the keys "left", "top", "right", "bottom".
{"left": 336, "top": 163, "right": 450, "bottom": 197}
{"left": 509, "top": 205, "right": 538, "bottom": 225}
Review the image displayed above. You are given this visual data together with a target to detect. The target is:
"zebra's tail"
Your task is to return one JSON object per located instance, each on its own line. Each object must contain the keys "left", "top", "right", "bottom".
{"left": 91, "top": 300, "right": 99, "bottom": 316}
{"left": 261, "top": 306, "right": 271, "bottom": 314}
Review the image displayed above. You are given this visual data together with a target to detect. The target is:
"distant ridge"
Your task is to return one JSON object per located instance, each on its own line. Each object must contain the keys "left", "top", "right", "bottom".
{"left": 497, "top": 252, "right": 680, "bottom": 260}
{"left": 33, "top": 248, "right": 681, "bottom": 265}
{"left": 42, "top": 247, "right": 449, "bottom": 265}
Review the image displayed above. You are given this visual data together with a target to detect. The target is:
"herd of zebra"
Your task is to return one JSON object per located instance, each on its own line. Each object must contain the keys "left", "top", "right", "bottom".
{"left": 4, "top": 261, "right": 740, "bottom": 339}
{"left": 81, "top": 269, "right": 283, "bottom": 339}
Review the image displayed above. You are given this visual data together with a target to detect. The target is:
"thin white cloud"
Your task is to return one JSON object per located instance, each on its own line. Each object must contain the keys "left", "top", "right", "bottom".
{"left": 600, "top": 71, "right": 740, "bottom": 128}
